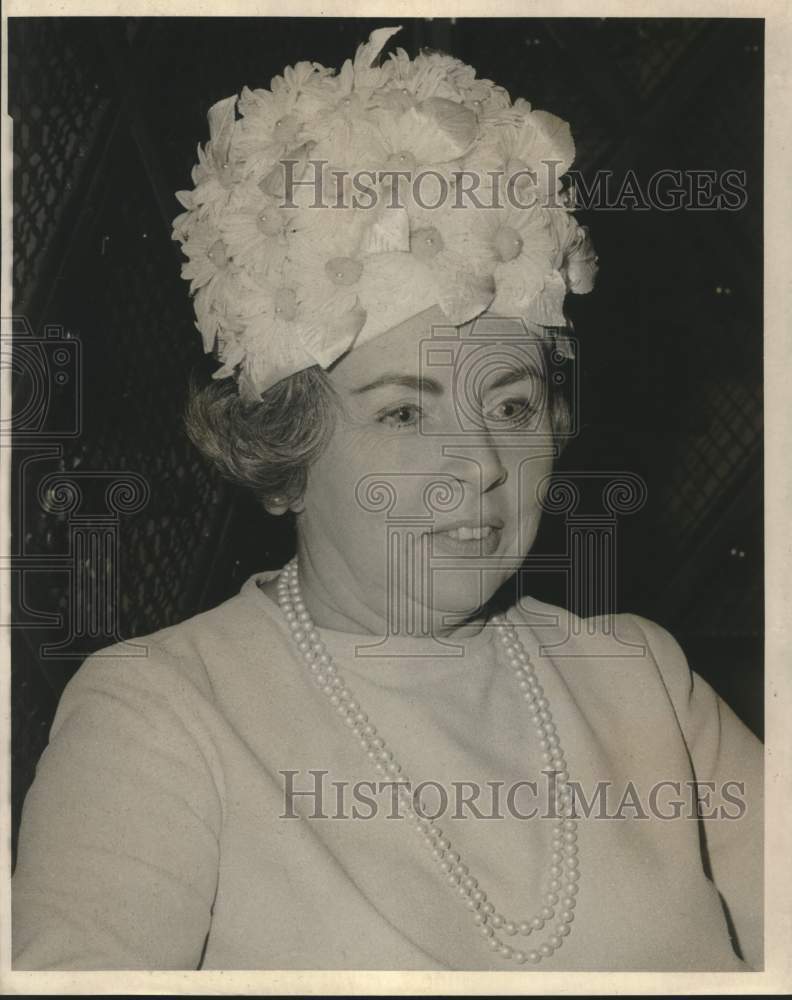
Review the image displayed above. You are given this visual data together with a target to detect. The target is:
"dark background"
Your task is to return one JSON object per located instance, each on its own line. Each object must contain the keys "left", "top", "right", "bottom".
{"left": 8, "top": 17, "right": 764, "bottom": 862}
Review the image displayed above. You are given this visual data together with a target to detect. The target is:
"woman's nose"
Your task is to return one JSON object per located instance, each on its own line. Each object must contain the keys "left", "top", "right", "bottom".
{"left": 440, "top": 432, "right": 509, "bottom": 495}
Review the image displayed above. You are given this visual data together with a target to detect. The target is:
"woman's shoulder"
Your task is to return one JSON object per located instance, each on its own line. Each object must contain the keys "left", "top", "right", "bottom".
{"left": 506, "top": 590, "right": 677, "bottom": 645}
{"left": 63, "top": 570, "right": 285, "bottom": 716}
{"left": 506, "top": 593, "right": 693, "bottom": 700}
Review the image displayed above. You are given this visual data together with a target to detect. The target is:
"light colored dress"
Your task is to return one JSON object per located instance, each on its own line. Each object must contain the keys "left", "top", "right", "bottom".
{"left": 12, "top": 567, "right": 763, "bottom": 971}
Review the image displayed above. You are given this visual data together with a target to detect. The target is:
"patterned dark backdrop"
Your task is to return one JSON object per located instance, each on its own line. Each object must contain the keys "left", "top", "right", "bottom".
{"left": 8, "top": 16, "right": 763, "bottom": 862}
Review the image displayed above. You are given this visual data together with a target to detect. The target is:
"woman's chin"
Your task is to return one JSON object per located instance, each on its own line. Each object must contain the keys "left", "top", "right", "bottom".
{"left": 419, "top": 574, "right": 502, "bottom": 623}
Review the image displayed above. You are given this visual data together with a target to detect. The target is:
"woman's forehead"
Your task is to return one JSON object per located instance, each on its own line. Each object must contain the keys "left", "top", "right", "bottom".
{"left": 330, "top": 309, "right": 547, "bottom": 388}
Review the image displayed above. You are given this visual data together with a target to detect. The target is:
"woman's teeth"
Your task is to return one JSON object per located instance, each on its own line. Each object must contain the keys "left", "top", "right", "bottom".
{"left": 442, "top": 525, "right": 493, "bottom": 541}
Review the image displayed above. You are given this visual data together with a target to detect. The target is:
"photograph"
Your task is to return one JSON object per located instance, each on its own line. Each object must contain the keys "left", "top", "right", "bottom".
{"left": 2, "top": 7, "right": 780, "bottom": 986}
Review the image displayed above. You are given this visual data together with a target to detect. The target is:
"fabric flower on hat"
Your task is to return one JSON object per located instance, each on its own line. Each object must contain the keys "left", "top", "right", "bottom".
{"left": 232, "top": 62, "right": 336, "bottom": 172}
{"left": 179, "top": 218, "right": 237, "bottom": 303}
{"left": 231, "top": 66, "right": 340, "bottom": 181}
{"left": 564, "top": 226, "right": 598, "bottom": 293}
{"left": 547, "top": 210, "right": 599, "bottom": 294}
{"left": 236, "top": 266, "right": 366, "bottom": 396}
{"left": 218, "top": 181, "right": 302, "bottom": 279}
{"left": 474, "top": 99, "right": 576, "bottom": 203}
{"left": 359, "top": 97, "right": 480, "bottom": 211}
{"left": 386, "top": 48, "right": 469, "bottom": 103}
{"left": 172, "top": 188, "right": 201, "bottom": 243}
{"left": 183, "top": 96, "right": 242, "bottom": 215}
{"left": 406, "top": 204, "right": 495, "bottom": 324}
{"left": 286, "top": 232, "right": 367, "bottom": 355}
{"left": 453, "top": 75, "right": 512, "bottom": 117}
{"left": 192, "top": 263, "right": 243, "bottom": 358}
{"left": 232, "top": 280, "right": 312, "bottom": 401}
{"left": 372, "top": 97, "right": 479, "bottom": 166}
{"left": 304, "top": 26, "right": 401, "bottom": 162}
{"left": 474, "top": 203, "right": 565, "bottom": 323}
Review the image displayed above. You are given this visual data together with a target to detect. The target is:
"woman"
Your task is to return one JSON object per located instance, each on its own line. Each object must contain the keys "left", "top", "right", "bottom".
{"left": 12, "top": 26, "right": 762, "bottom": 971}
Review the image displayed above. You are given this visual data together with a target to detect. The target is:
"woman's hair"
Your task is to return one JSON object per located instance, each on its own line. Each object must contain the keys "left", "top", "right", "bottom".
{"left": 184, "top": 339, "right": 572, "bottom": 508}
{"left": 183, "top": 365, "right": 339, "bottom": 508}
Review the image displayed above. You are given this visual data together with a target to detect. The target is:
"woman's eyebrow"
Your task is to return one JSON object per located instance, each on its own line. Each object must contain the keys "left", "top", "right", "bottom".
{"left": 350, "top": 374, "right": 444, "bottom": 395}
{"left": 487, "top": 361, "right": 545, "bottom": 390}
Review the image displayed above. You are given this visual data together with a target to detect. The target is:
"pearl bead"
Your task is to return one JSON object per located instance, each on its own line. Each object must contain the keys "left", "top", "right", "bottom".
{"left": 518, "top": 922, "right": 532, "bottom": 936}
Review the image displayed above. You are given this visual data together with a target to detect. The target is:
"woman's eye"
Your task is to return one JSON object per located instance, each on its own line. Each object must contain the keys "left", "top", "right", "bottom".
{"left": 378, "top": 404, "right": 421, "bottom": 429}
{"left": 488, "top": 397, "right": 537, "bottom": 426}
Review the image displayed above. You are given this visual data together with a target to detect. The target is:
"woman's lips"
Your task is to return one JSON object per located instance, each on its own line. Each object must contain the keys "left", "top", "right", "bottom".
{"left": 429, "top": 521, "right": 504, "bottom": 556}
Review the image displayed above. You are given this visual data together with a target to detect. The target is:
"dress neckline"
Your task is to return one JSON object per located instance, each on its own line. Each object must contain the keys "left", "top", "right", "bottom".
{"left": 240, "top": 566, "right": 501, "bottom": 679}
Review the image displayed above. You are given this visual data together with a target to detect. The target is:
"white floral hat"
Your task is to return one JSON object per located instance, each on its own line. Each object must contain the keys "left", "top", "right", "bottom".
{"left": 172, "top": 25, "right": 598, "bottom": 401}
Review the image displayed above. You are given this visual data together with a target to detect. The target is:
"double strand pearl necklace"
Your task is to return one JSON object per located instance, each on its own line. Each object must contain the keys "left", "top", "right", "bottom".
{"left": 276, "top": 556, "right": 580, "bottom": 966}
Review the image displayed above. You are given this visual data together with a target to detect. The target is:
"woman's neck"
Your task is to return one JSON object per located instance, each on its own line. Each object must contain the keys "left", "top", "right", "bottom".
{"left": 287, "top": 540, "right": 488, "bottom": 640}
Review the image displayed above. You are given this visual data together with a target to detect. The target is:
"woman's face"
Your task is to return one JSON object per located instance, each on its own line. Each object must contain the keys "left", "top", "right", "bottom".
{"left": 296, "top": 306, "right": 558, "bottom": 636}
